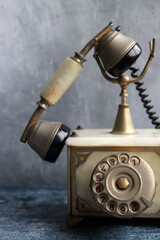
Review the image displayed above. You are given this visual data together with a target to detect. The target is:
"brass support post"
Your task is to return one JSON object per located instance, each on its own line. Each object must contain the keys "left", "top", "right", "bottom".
{"left": 111, "top": 84, "right": 136, "bottom": 135}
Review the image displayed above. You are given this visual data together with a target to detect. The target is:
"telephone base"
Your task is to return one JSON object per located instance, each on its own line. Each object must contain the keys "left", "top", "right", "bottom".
{"left": 66, "top": 129, "right": 160, "bottom": 219}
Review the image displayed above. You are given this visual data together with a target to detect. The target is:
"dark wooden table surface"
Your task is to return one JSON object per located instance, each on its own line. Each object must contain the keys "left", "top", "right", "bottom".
{"left": 0, "top": 186, "right": 160, "bottom": 239}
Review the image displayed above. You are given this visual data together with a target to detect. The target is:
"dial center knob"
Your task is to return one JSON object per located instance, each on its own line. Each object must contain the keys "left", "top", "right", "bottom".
{"left": 116, "top": 177, "right": 130, "bottom": 190}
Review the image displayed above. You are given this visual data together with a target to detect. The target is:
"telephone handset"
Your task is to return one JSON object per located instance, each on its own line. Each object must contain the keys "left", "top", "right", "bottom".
{"left": 20, "top": 22, "right": 160, "bottom": 228}
{"left": 20, "top": 22, "right": 153, "bottom": 162}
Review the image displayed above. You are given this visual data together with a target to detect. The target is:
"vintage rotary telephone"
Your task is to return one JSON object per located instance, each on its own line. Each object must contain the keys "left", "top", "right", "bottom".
{"left": 21, "top": 22, "right": 160, "bottom": 229}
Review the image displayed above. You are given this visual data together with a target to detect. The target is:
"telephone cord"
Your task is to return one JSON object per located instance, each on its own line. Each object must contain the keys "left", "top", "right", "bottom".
{"left": 129, "top": 67, "right": 160, "bottom": 129}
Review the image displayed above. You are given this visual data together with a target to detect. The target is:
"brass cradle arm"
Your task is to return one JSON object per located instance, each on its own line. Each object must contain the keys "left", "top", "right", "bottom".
{"left": 129, "top": 37, "right": 156, "bottom": 84}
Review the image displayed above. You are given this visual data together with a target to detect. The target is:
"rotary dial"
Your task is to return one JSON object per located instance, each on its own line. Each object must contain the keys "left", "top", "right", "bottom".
{"left": 90, "top": 153, "right": 156, "bottom": 217}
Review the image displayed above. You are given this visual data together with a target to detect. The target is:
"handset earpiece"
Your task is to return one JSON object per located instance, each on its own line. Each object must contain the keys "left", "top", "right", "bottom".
{"left": 96, "top": 29, "right": 142, "bottom": 77}
{"left": 27, "top": 120, "right": 70, "bottom": 163}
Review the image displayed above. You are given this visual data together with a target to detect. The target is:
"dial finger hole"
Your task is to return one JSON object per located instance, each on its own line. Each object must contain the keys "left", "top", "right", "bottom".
{"left": 119, "top": 154, "right": 129, "bottom": 164}
{"left": 99, "top": 162, "right": 109, "bottom": 172}
{"left": 118, "top": 204, "right": 128, "bottom": 215}
{"left": 94, "top": 184, "right": 104, "bottom": 193}
{"left": 130, "top": 201, "right": 140, "bottom": 212}
{"left": 108, "top": 156, "right": 118, "bottom": 166}
{"left": 116, "top": 176, "right": 130, "bottom": 191}
{"left": 94, "top": 172, "right": 104, "bottom": 182}
{"left": 130, "top": 157, "right": 140, "bottom": 166}
{"left": 107, "top": 201, "right": 117, "bottom": 212}
{"left": 98, "top": 193, "right": 108, "bottom": 204}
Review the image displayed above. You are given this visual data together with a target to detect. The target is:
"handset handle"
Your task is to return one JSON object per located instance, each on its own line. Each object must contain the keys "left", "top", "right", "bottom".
{"left": 20, "top": 23, "right": 113, "bottom": 143}
{"left": 20, "top": 57, "right": 82, "bottom": 143}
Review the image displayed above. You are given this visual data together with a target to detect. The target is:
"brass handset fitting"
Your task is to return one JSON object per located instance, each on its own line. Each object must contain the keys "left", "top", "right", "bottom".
{"left": 93, "top": 36, "right": 156, "bottom": 134}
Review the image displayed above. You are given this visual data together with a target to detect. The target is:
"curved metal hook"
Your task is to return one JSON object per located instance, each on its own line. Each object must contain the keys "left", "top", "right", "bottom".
{"left": 129, "top": 37, "right": 156, "bottom": 83}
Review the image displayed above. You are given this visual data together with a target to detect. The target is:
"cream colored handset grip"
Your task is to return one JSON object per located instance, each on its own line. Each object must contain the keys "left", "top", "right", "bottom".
{"left": 40, "top": 57, "right": 82, "bottom": 106}
{"left": 20, "top": 57, "right": 83, "bottom": 143}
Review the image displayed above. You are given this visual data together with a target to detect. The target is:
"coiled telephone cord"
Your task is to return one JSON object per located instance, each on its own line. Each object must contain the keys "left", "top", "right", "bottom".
{"left": 129, "top": 67, "right": 160, "bottom": 129}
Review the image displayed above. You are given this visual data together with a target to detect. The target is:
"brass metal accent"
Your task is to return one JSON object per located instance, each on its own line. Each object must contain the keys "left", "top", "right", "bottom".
{"left": 72, "top": 23, "right": 113, "bottom": 64}
{"left": 116, "top": 177, "right": 130, "bottom": 190}
{"left": 20, "top": 97, "right": 49, "bottom": 143}
{"left": 75, "top": 152, "right": 91, "bottom": 168}
{"left": 20, "top": 106, "right": 44, "bottom": 143}
{"left": 111, "top": 104, "right": 136, "bottom": 134}
{"left": 94, "top": 37, "right": 156, "bottom": 134}
{"left": 79, "top": 24, "right": 112, "bottom": 58}
{"left": 70, "top": 131, "right": 79, "bottom": 137}
{"left": 141, "top": 196, "right": 153, "bottom": 208}
{"left": 71, "top": 52, "right": 87, "bottom": 65}
{"left": 76, "top": 125, "right": 83, "bottom": 130}
{"left": 76, "top": 196, "right": 92, "bottom": 213}
{"left": 70, "top": 146, "right": 160, "bottom": 152}
{"left": 37, "top": 97, "right": 49, "bottom": 110}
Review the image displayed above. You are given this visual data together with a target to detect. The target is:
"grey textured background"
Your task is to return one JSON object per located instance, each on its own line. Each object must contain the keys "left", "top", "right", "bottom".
{"left": 1, "top": 0, "right": 160, "bottom": 185}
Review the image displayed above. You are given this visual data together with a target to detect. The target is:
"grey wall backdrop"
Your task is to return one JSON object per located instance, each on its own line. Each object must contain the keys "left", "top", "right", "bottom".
{"left": 1, "top": 0, "right": 160, "bottom": 185}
